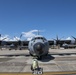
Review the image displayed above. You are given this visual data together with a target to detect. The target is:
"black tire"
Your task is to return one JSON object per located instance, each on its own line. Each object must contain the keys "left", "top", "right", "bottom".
{"left": 38, "top": 56, "right": 42, "bottom": 60}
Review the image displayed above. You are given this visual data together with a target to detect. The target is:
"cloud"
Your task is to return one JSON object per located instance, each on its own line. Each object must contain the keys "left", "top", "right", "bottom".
{"left": 66, "top": 37, "right": 72, "bottom": 40}
{"left": 22, "top": 30, "right": 39, "bottom": 40}
{"left": 0, "top": 30, "right": 40, "bottom": 41}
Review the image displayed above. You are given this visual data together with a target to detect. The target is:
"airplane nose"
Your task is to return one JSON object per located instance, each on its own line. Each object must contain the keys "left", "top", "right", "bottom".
{"left": 34, "top": 43, "right": 44, "bottom": 54}
{"left": 36, "top": 44, "right": 42, "bottom": 50}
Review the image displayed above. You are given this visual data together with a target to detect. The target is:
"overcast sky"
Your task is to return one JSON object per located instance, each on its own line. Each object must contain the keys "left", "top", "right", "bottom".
{"left": 0, "top": 0, "right": 76, "bottom": 40}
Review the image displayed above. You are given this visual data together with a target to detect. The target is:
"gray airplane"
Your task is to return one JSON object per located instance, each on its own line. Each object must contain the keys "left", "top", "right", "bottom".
{"left": 28, "top": 35, "right": 49, "bottom": 59}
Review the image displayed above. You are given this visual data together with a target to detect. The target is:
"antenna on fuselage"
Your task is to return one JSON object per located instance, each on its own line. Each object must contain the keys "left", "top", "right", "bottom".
{"left": 37, "top": 30, "right": 44, "bottom": 35}
{"left": 37, "top": 30, "right": 45, "bottom": 35}
{"left": 38, "top": 30, "right": 39, "bottom": 35}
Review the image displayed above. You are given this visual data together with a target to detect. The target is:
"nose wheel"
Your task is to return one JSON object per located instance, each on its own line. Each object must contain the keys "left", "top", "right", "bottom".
{"left": 37, "top": 56, "right": 42, "bottom": 60}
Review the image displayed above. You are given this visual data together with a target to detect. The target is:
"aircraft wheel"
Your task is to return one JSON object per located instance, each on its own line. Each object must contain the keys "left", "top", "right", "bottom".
{"left": 38, "top": 56, "right": 42, "bottom": 60}
{"left": 45, "top": 53, "right": 48, "bottom": 56}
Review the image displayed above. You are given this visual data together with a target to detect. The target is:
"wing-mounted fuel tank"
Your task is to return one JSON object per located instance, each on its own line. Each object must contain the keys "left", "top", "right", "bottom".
{"left": 28, "top": 35, "right": 49, "bottom": 59}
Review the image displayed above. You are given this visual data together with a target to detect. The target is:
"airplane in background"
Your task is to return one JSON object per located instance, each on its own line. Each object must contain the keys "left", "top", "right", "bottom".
{"left": 71, "top": 36, "right": 76, "bottom": 44}
{"left": 62, "top": 36, "right": 76, "bottom": 49}
{"left": 51, "top": 35, "right": 76, "bottom": 47}
{"left": 0, "top": 34, "right": 7, "bottom": 49}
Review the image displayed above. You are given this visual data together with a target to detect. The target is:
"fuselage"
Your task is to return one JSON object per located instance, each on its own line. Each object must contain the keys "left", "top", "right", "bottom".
{"left": 28, "top": 35, "right": 49, "bottom": 57}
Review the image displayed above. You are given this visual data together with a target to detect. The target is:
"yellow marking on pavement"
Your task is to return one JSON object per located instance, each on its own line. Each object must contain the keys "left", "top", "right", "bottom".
{"left": 0, "top": 71, "right": 76, "bottom": 75}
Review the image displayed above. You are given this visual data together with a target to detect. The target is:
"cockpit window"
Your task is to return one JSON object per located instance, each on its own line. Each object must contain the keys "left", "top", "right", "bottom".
{"left": 31, "top": 38, "right": 35, "bottom": 41}
{"left": 31, "top": 37, "right": 46, "bottom": 41}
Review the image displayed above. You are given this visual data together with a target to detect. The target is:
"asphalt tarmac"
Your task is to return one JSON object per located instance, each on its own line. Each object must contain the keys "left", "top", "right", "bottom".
{"left": 0, "top": 48, "right": 76, "bottom": 75}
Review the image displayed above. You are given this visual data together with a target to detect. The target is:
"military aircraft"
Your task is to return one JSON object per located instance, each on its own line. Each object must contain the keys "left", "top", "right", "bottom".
{"left": 52, "top": 35, "right": 65, "bottom": 46}
{"left": 28, "top": 35, "right": 49, "bottom": 59}
{"left": 0, "top": 34, "right": 7, "bottom": 49}
{"left": 62, "top": 36, "right": 76, "bottom": 49}
{"left": 14, "top": 34, "right": 23, "bottom": 50}
{"left": 60, "top": 36, "right": 76, "bottom": 49}
{"left": 71, "top": 36, "right": 76, "bottom": 44}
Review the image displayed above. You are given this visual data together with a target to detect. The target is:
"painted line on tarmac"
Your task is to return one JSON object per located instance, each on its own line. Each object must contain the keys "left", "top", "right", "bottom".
{"left": 0, "top": 71, "right": 76, "bottom": 75}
